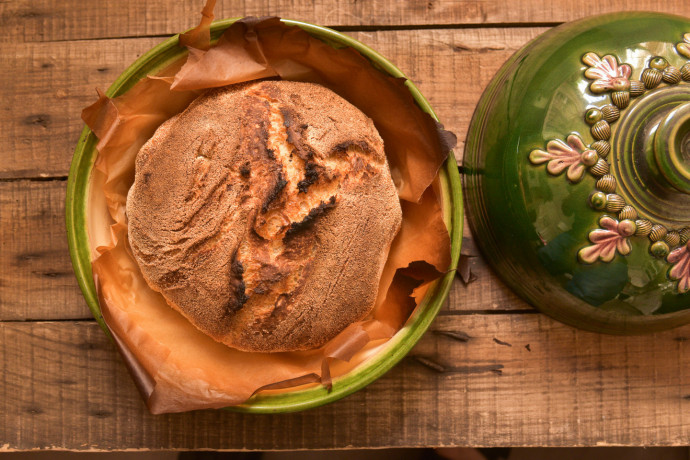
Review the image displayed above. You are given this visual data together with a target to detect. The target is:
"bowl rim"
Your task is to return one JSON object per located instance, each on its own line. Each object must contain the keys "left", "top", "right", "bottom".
{"left": 65, "top": 18, "right": 463, "bottom": 413}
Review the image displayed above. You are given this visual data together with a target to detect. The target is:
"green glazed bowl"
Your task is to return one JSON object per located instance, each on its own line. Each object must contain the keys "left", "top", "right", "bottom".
{"left": 464, "top": 12, "right": 690, "bottom": 334}
{"left": 66, "top": 19, "right": 462, "bottom": 413}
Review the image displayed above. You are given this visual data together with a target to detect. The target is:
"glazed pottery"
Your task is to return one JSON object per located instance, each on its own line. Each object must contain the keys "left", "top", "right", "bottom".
{"left": 66, "top": 19, "right": 462, "bottom": 412}
{"left": 464, "top": 12, "right": 690, "bottom": 334}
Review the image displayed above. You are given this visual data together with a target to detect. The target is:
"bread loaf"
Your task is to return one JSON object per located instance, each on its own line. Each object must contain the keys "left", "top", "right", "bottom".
{"left": 126, "top": 80, "right": 402, "bottom": 352}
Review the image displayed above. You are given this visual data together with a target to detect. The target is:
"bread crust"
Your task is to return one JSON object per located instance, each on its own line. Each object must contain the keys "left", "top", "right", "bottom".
{"left": 126, "top": 80, "right": 402, "bottom": 352}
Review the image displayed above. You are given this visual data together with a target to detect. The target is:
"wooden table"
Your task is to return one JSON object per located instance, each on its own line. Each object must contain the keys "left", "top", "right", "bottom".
{"left": 2, "top": 0, "right": 690, "bottom": 451}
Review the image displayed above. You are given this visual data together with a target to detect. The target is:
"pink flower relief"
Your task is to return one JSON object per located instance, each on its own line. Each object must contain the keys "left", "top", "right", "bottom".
{"left": 668, "top": 242, "right": 690, "bottom": 294}
{"left": 529, "top": 134, "right": 593, "bottom": 183}
{"left": 578, "top": 217, "right": 635, "bottom": 264}
{"left": 582, "top": 52, "right": 632, "bottom": 93}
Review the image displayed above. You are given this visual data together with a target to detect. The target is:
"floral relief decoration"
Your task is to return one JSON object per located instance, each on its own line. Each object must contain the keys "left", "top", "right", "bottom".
{"left": 528, "top": 135, "right": 597, "bottom": 183}
{"left": 668, "top": 242, "right": 690, "bottom": 294}
{"left": 578, "top": 217, "right": 634, "bottom": 263}
{"left": 527, "top": 38, "right": 690, "bottom": 294}
{"left": 582, "top": 52, "right": 632, "bottom": 93}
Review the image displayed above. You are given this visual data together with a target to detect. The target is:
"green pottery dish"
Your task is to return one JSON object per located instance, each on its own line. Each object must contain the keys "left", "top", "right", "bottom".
{"left": 66, "top": 19, "right": 462, "bottom": 413}
{"left": 464, "top": 12, "right": 690, "bottom": 334}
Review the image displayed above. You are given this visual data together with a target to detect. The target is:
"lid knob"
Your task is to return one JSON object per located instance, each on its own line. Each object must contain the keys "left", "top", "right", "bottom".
{"left": 654, "top": 101, "right": 690, "bottom": 194}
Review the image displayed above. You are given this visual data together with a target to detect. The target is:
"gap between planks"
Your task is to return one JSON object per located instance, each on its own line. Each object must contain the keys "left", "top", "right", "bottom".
{"left": 0, "top": 176, "right": 67, "bottom": 182}
{"left": 0, "top": 308, "right": 538, "bottom": 324}
{"left": 26, "top": 21, "right": 565, "bottom": 45}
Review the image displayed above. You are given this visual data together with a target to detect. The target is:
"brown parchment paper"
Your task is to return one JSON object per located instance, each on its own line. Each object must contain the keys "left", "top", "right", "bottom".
{"left": 83, "top": 12, "right": 453, "bottom": 414}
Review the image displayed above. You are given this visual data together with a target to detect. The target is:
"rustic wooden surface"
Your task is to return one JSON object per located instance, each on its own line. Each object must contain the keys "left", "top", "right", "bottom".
{"left": 1, "top": 0, "right": 690, "bottom": 451}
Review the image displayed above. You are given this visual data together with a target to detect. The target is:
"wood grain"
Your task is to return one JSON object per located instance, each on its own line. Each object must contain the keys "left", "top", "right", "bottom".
{"left": 0, "top": 37, "right": 162, "bottom": 179}
{"left": 0, "top": 180, "right": 526, "bottom": 321}
{"left": 1, "top": 0, "right": 689, "bottom": 42}
{"left": 0, "top": 27, "right": 543, "bottom": 178}
{"left": 1, "top": 316, "right": 689, "bottom": 450}
{"left": 0, "top": 180, "right": 91, "bottom": 321}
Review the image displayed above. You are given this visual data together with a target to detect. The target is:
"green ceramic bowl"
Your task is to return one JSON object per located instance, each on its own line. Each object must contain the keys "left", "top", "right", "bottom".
{"left": 464, "top": 12, "right": 690, "bottom": 334}
{"left": 66, "top": 19, "right": 462, "bottom": 413}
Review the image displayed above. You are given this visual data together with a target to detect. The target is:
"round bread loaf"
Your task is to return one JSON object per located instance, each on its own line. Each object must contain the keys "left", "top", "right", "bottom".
{"left": 126, "top": 80, "right": 402, "bottom": 352}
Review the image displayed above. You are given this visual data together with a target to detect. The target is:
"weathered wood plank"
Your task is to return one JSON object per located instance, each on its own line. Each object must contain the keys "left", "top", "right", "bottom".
{"left": 1, "top": 0, "right": 689, "bottom": 43}
{"left": 0, "top": 180, "right": 525, "bottom": 321}
{"left": 0, "top": 37, "right": 162, "bottom": 179}
{"left": 451, "top": 219, "right": 532, "bottom": 312}
{"left": 0, "top": 180, "right": 91, "bottom": 321}
{"left": 0, "top": 28, "right": 543, "bottom": 178}
{"left": 1, "top": 316, "right": 689, "bottom": 450}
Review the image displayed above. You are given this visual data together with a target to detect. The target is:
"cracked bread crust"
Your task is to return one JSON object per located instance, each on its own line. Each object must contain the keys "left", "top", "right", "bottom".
{"left": 126, "top": 80, "right": 402, "bottom": 352}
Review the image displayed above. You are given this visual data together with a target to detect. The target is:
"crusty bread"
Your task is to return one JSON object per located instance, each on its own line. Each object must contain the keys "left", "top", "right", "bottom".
{"left": 126, "top": 80, "right": 402, "bottom": 352}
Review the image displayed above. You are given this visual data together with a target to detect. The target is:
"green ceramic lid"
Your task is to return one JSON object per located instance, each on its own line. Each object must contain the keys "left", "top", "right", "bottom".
{"left": 464, "top": 12, "right": 690, "bottom": 333}
{"left": 66, "top": 18, "right": 462, "bottom": 413}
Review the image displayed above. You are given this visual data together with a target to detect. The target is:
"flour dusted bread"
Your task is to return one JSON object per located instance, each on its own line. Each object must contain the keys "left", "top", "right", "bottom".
{"left": 126, "top": 80, "right": 402, "bottom": 352}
